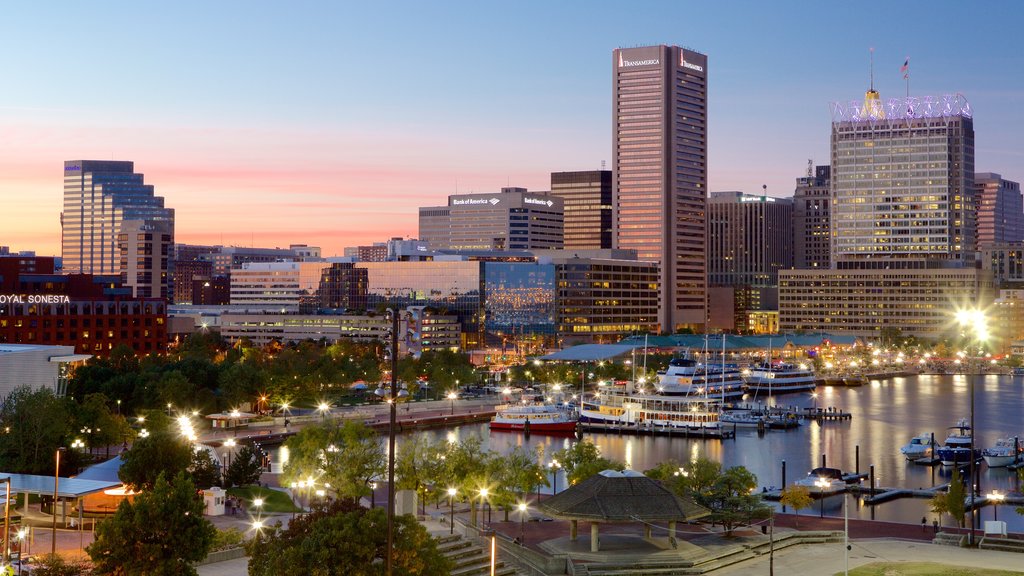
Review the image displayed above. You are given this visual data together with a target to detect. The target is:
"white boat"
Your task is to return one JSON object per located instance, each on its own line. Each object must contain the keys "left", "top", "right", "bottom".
{"left": 936, "top": 419, "right": 980, "bottom": 466}
{"left": 982, "top": 436, "right": 1022, "bottom": 468}
{"left": 579, "top": 387, "right": 723, "bottom": 432}
{"left": 490, "top": 403, "right": 578, "bottom": 435}
{"left": 744, "top": 361, "right": 817, "bottom": 395}
{"left": 655, "top": 358, "right": 746, "bottom": 401}
{"left": 793, "top": 467, "right": 847, "bottom": 497}
{"left": 900, "top": 432, "right": 936, "bottom": 461}
{"left": 720, "top": 409, "right": 767, "bottom": 428}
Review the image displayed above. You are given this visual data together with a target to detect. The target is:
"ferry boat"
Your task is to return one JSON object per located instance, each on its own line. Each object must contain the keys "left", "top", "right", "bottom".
{"left": 743, "top": 361, "right": 817, "bottom": 396}
{"left": 655, "top": 358, "right": 746, "bottom": 401}
{"left": 936, "top": 419, "right": 981, "bottom": 466}
{"left": 578, "top": 386, "right": 723, "bottom": 433}
{"left": 899, "top": 432, "right": 936, "bottom": 461}
{"left": 982, "top": 436, "right": 1022, "bottom": 468}
{"left": 489, "top": 403, "right": 578, "bottom": 435}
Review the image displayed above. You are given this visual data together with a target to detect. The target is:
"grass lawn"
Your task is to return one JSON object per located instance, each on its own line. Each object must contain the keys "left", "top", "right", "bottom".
{"left": 842, "top": 562, "right": 1024, "bottom": 575}
{"left": 228, "top": 486, "right": 301, "bottom": 513}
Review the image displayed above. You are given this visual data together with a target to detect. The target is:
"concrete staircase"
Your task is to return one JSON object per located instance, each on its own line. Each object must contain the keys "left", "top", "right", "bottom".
{"left": 932, "top": 532, "right": 967, "bottom": 547}
{"left": 978, "top": 536, "right": 1024, "bottom": 553}
{"left": 435, "top": 534, "right": 520, "bottom": 576}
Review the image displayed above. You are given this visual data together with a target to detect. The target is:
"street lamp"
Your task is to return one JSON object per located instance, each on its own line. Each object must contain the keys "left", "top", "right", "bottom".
{"left": 549, "top": 460, "right": 560, "bottom": 495}
{"left": 478, "top": 488, "right": 491, "bottom": 526}
{"left": 814, "top": 477, "right": 829, "bottom": 518}
{"left": 52, "top": 447, "right": 65, "bottom": 554}
{"left": 517, "top": 502, "right": 527, "bottom": 545}
{"left": 447, "top": 391, "right": 458, "bottom": 415}
{"left": 317, "top": 402, "right": 330, "bottom": 423}
{"left": 375, "top": 308, "right": 410, "bottom": 576}
{"left": 447, "top": 487, "right": 457, "bottom": 535}
{"left": 989, "top": 491, "right": 1005, "bottom": 522}
{"left": 16, "top": 528, "right": 27, "bottom": 575}
{"left": 956, "top": 307, "right": 989, "bottom": 545}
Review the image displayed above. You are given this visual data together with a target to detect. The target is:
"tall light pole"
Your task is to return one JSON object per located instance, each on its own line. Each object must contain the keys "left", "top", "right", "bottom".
{"left": 447, "top": 487, "right": 457, "bottom": 535}
{"left": 957, "top": 308, "right": 988, "bottom": 546}
{"left": 317, "top": 402, "right": 330, "bottom": 423}
{"left": 989, "top": 491, "right": 1005, "bottom": 522}
{"left": 447, "top": 391, "right": 458, "bottom": 416}
{"left": 517, "top": 502, "right": 527, "bottom": 545}
{"left": 376, "top": 308, "right": 409, "bottom": 576}
{"left": 52, "top": 447, "right": 65, "bottom": 555}
{"left": 814, "top": 477, "right": 829, "bottom": 518}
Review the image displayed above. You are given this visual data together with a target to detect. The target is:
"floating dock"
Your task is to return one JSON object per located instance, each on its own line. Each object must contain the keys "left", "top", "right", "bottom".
{"left": 580, "top": 421, "right": 735, "bottom": 439}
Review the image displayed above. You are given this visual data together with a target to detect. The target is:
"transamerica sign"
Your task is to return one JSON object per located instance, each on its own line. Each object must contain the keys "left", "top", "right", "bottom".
{"left": 618, "top": 47, "right": 661, "bottom": 68}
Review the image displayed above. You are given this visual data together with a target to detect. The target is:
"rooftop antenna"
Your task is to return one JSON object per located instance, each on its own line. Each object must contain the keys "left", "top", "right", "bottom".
{"left": 601, "top": 160, "right": 606, "bottom": 170}
{"left": 807, "top": 159, "right": 813, "bottom": 178}
{"left": 869, "top": 47, "right": 874, "bottom": 91}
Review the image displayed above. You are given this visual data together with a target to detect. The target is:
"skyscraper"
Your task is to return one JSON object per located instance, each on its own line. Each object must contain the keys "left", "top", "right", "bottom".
{"left": 550, "top": 170, "right": 612, "bottom": 249}
{"left": 975, "top": 173, "right": 1024, "bottom": 248}
{"left": 792, "top": 164, "right": 832, "bottom": 269}
{"left": 62, "top": 161, "right": 174, "bottom": 277}
{"left": 612, "top": 45, "right": 707, "bottom": 332}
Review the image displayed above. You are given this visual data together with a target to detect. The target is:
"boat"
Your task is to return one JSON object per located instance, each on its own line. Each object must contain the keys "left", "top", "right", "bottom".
{"left": 935, "top": 419, "right": 981, "bottom": 466}
{"left": 899, "top": 432, "right": 936, "bottom": 461}
{"left": 489, "top": 403, "right": 578, "bottom": 434}
{"left": 720, "top": 406, "right": 800, "bottom": 429}
{"left": 793, "top": 467, "right": 848, "bottom": 497}
{"left": 578, "top": 386, "right": 724, "bottom": 434}
{"left": 655, "top": 358, "right": 746, "bottom": 401}
{"left": 744, "top": 360, "right": 817, "bottom": 395}
{"left": 1011, "top": 367, "right": 1024, "bottom": 377}
{"left": 982, "top": 436, "right": 1022, "bottom": 468}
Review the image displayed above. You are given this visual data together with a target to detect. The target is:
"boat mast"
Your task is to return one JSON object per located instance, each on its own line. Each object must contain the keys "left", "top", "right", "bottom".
{"left": 721, "top": 334, "right": 726, "bottom": 404}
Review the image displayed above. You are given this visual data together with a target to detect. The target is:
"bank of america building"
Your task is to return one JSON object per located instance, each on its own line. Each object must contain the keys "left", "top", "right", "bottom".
{"left": 419, "top": 188, "right": 563, "bottom": 251}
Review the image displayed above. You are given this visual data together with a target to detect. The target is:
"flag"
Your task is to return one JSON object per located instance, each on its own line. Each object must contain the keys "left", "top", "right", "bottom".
{"left": 901, "top": 57, "right": 910, "bottom": 79}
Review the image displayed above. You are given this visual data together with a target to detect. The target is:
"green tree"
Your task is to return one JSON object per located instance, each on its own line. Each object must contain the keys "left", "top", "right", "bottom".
{"left": 218, "top": 361, "right": 266, "bottom": 407}
{"left": 190, "top": 448, "right": 222, "bottom": 489}
{"left": 552, "top": 439, "right": 625, "bottom": 486}
{"left": 88, "top": 472, "right": 217, "bottom": 576}
{"left": 646, "top": 457, "right": 721, "bottom": 500}
{"left": 395, "top": 434, "right": 445, "bottom": 514}
{"left": 704, "top": 466, "right": 770, "bottom": 536}
{"left": 281, "top": 421, "right": 384, "bottom": 499}
{"left": 490, "top": 446, "right": 547, "bottom": 520}
{"left": 248, "top": 498, "right": 452, "bottom": 576}
{"left": 23, "top": 553, "right": 91, "bottom": 576}
{"left": 118, "top": 431, "right": 192, "bottom": 490}
{"left": 0, "top": 386, "right": 71, "bottom": 474}
{"left": 937, "top": 467, "right": 967, "bottom": 528}
{"left": 440, "top": 435, "right": 492, "bottom": 527}
{"left": 779, "top": 485, "right": 813, "bottom": 528}
{"left": 225, "top": 444, "right": 265, "bottom": 488}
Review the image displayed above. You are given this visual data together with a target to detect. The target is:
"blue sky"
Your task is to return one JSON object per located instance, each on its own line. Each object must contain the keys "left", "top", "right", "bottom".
{"left": 2, "top": 1, "right": 1022, "bottom": 254}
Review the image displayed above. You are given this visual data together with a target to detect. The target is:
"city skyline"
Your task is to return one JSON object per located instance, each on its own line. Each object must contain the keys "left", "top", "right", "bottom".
{"left": 2, "top": 1, "right": 1023, "bottom": 256}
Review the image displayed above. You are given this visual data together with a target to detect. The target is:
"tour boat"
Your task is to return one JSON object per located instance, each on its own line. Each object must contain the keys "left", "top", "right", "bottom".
{"left": 936, "top": 419, "right": 981, "bottom": 466}
{"left": 982, "top": 437, "right": 1022, "bottom": 468}
{"left": 578, "top": 387, "right": 723, "bottom": 433}
{"left": 899, "top": 432, "right": 936, "bottom": 461}
{"left": 489, "top": 403, "right": 578, "bottom": 434}
{"left": 743, "top": 361, "right": 817, "bottom": 396}
{"left": 793, "top": 467, "right": 848, "bottom": 497}
{"left": 655, "top": 358, "right": 746, "bottom": 401}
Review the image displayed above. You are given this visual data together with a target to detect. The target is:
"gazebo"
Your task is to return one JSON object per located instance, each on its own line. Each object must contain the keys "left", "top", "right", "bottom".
{"left": 538, "top": 469, "right": 709, "bottom": 552}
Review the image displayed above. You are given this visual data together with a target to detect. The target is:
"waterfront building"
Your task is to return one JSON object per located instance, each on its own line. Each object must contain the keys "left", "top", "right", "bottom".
{"left": 612, "top": 45, "right": 708, "bottom": 332}
{"left": 418, "top": 187, "right": 563, "bottom": 251}
{"left": 118, "top": 219, "right": 173, "bottom": 300}
{"left": 792, "top": 164, "right": 832, "bottom": 269}
{"left": 0, "top": 344, "right": 89, "bottom": 398}
{"left": 550, "top": 170, "right": 613, "bottom": 249}
{"left": 975, "top": 173, "right": 1024, "bottom": 249}
{"left": 533, "top": 249, "right": 659, "bottom": 344}
{"left": 707, "top": 192, "right": 793, "bottom": 332}
{"left": 229, "top": 261, "right": 333, "bottom": 312}
{"left": 0, "top": 256, "right": 167, "bottom": 356}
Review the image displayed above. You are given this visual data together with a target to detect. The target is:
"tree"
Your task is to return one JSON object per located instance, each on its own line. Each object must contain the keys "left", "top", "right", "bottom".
{"left": 0, "top": 386, "right": 71, "bottom": 474}
{"left": 935, "top": 467, "right": 967, "bottom": 528}
{"left": 118, "top": 431, "right": 192, "bottom": 491}
{"left": 190, "top": 448, "right": 222, "bottom": 489}
{"left": 779, "top": 485, "right": 813, "bottom": 528}
{"left": 75, "top": 393, "right": 131, "bottom": 455}
{"left": 248, "top": 498, "right": 452, "bottom": 576}
{"left": 225, "top": 444, "right": 265, "bottom": 488}
{"left": 439, "top": 435, "right": 491, "bottom": 527}
{"left": 704, "top": 466, "right": 770, "bottom": 536}
{"left": 24, "top": 553, "right": 91, "bottom": 576}
{"left": 395, "top": 434, "right": 445, "bottom": 514}
{"left": 552, "top": 439, "right": 625, "bottom": 486}
{"left": 88, "top": 472, "right": 217, "bottom": 576}
{"left": 647, "top": 457, "right": 721, "bottom": 501}
{"left": 281, "top": 421, "right": 384, "bottom": 499}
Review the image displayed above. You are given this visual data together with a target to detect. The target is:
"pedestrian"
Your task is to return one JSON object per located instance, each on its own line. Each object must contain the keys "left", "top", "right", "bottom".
{"left": 921, "top": 516, "right": 927, "bottom": 532}
{"left": 933, "top": 519, "right": 939, "bottom": 533}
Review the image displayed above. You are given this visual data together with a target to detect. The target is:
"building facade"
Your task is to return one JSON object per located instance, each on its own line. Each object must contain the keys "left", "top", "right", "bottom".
{"left": 612, "top": 45, "right": 708, "bottom": 332}
{"left": 975, "top": 173, "right": 1024, "bottom": 249}
{"left": 0, "top": 344, "right": 89, "bottom": 398}
{"left": 62, "top": 160, "right": 174, "bottom": 279}
{"left": 229, "top": 262, "right": 333, "bottom": 312}
{"left": 118, "top": 219, "right": 173, "bottom": 300}
{"left": 792, "top": 165, "right": 832, "bottom": 269}
{"left": 318, "top": 262, "right": 368, "bottom": 311}
{"left": 550, "top": 170, "right": 613, "bottom": 250}
{"left": 418, "top": 187, "right": 564, "bottom": 251}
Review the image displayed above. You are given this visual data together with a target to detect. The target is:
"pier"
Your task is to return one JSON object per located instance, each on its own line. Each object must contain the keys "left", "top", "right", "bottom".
{"left": 580, "top": 421, "right": 736, "bottom": 439}
{"left": 802, "top": 407, "right": 852, "bottom": 421}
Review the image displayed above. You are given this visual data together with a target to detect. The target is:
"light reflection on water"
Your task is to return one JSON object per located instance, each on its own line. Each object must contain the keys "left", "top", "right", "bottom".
{"left": 267, "top": 374, "right": 1024, "bottom": 529}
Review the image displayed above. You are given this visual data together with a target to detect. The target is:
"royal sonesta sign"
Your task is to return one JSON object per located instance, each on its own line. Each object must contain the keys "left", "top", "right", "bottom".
{"left": 0, "top": 294, "right": 72, "bottom": 304}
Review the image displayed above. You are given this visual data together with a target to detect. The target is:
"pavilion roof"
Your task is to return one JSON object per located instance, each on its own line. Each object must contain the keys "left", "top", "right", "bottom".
{"left": 538, "top": 470, "right": 709, "bottom": 522}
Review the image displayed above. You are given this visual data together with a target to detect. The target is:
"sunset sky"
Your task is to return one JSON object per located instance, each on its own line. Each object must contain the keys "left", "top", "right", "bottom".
{"left": 3, "top": 1, "right": 1023, "bottom": 256}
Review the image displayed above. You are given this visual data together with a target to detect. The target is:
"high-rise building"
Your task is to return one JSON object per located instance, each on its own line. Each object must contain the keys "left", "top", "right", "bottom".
{"left": 62, "top": 161, "right": 174, "bottom": 277}
{"left": 612, "top": 45, "right": 708, "bottom": 332}
{"left": 829, "top": 94, "right": 975, "bottom": 268}
{"left": 419, "top": 187, "right": 563, "bottom": 251}
{"left": 975, "top": 173, "right": 1023, "bottom": 249}
{"left": 229, "top": 262, "right": 333, "bottom": 312}
{"left": 118, "top": 219, "right": 173, "bottom": 299}
{"left": 707, "top": 192, "right": 793, "bottom": 332}
{"left": 550, "top": 170, "right": 612, "bottom": 249}
{"left": 792, "top": 165, "right": 832, "bottom": 269}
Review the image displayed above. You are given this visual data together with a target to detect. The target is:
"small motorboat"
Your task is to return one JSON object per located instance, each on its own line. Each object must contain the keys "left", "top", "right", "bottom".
{"left": 794, "top": 467, "right": 848, "bottom": 497}
{"left": 982, "top": 436, "right": 1022, "bottom": 468}
{"left": 900, "top": 432, "right": 936, "bottom": 461}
